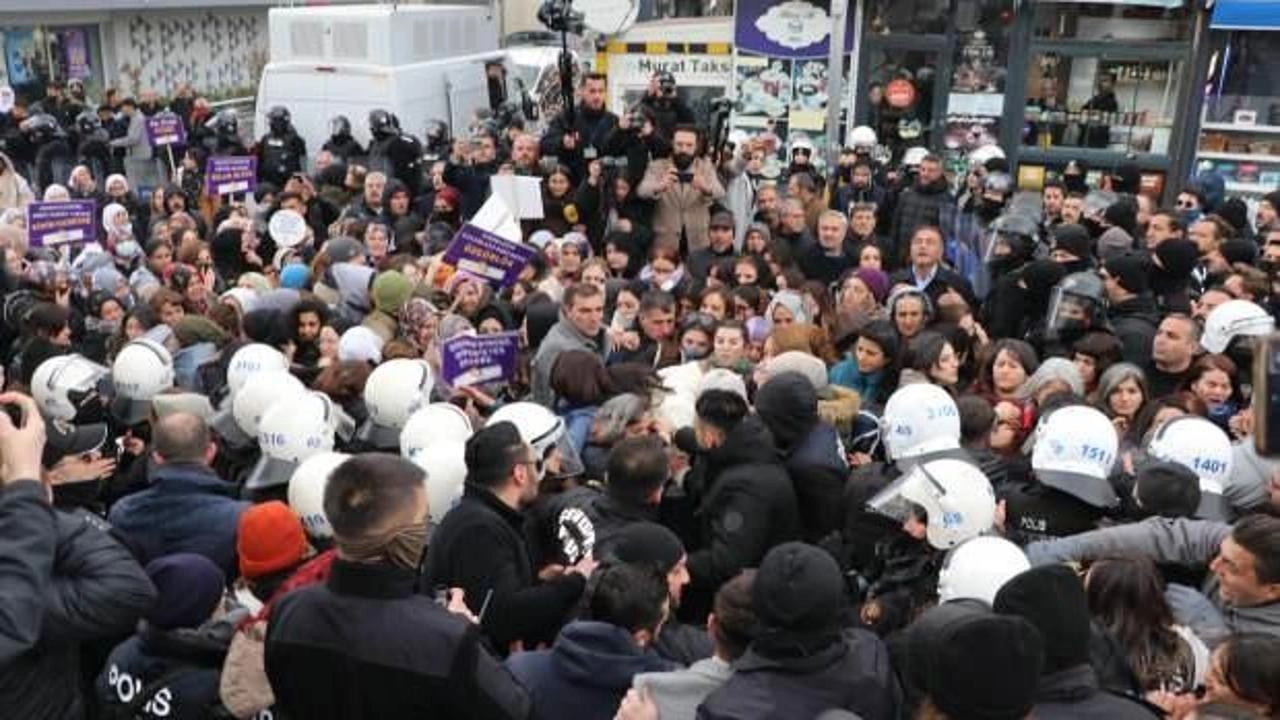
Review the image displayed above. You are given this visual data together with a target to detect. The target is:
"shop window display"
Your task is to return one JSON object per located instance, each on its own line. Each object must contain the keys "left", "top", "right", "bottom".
{"left": 1, "top": 25, "right": 103, "bottom": 99}
{"left": 866, "top": 0, "right": 951, "bottom": 35}
{"left": 862, "top": 47, "right": 940, "bottom": 161}
{"left": 1032, "top": 3, "right": 1191, "bottom": 42}
{"left": 1022, "top": 55, "right": 1179, "bottom": 156}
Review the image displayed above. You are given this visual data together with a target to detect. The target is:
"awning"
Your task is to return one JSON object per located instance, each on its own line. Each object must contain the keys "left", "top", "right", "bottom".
{"left": 1212, "top": 0, "right": 1280, "bottom": 29}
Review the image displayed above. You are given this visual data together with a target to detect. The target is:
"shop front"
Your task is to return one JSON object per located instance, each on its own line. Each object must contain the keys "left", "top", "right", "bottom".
{"left": 1, "top": 23, "right": 106, "bottom": 99}
{"left": 1195, "top": 0, "right": 1280, "bottom": 198}
{"left": 852, "top": 0, "right": 1204, "bottom": 198}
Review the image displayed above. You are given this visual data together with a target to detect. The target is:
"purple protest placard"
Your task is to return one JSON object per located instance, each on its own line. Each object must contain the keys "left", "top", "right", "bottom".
{"left": 442, "top": 223, "right": 537, "bottom": 288}
{"left": 146, "top": 112, "right": 187, "bottom": 147}
{"left": 26, "top": 200, "right": 96, "bottom": 247}
{"left": 440, "top": 332, "right": 521, "bottom": 387}
{"left": 205, "top": 156, "right": 257, "bottom": 196}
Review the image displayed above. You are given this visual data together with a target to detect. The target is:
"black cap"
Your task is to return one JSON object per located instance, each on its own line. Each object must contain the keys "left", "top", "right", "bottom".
{"left": 927, "top": 613, "right": 1045, "bottom": 720}
{"left": 43, "top": 421, "right": 109, "bottom": 469}
{"left": 753, "top": 542, "right": 843, "bottom": 633}
{"left": 596, "top": 521, "right": 684, "bottom": 570}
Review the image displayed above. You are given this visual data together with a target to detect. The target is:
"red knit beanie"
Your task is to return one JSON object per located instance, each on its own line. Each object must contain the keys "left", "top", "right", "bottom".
{"left": 237, "top": 501, "right": 308, "bottom": 579}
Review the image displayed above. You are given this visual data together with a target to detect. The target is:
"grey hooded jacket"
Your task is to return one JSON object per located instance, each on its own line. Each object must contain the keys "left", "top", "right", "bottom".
{"left": 1026, "top": 518, "right": 1280, "bottom": 646}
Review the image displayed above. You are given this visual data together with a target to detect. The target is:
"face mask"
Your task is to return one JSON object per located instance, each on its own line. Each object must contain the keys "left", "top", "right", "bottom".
{"left": 1179, "top": 208, "right": 1202, "bottom": 227}
{"left": 976, "top": 201, "right": 1002, "bottom": 222}
{"left": 682, "top": 346, "right": 710, "bottom": 363}
{"left": 673, "top": 152, "right": 694, "bottom": 170}
{"left": 87, "top": 317, "right": 120, "bottom": 335}
{"left": 115, "top": 240, "right": 140, "bottom": 259}
{"left": 1082, "top": 217, "right": 1105, "bottom": 239}
{"left": 383, "top": 521, "right": 429, "bottom": 571}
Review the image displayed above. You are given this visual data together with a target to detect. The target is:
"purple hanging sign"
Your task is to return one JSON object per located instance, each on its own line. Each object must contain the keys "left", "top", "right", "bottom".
{"left": 734, "top": 0, "right": 856, "bottom": 59}
{"left": 204, "top": 156, "right": 257, "bottom": 196}
{"left": 441, "top": 223, "right": 537, "bottom": 289}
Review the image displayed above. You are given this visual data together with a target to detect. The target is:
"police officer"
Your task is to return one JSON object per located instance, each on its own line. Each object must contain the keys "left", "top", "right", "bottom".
{"left": 24, "top": 112, "right": 74, "bottom": 195}
{"left": 1035, "top": 269, "right": 1109, "bottom": 357}
{"left": 256, "top": 106, "right": 307, "bottom": 188}
{"left": 1002, "top": 404, "right": 1120, "bottom": 544}
{"left": 366, "top": 109, "right": 424, "bottom": 196}
{"left": 75, "top": 111, "right": 113, "bottom": 184}
{"left": 321, "top": 115, "right": 363, "bottom": 164}
{"left": 860, "top": 457, "right": 997, "bottom": 634}
{"left": 205, "top": 109, "right": 248, "bottom": 156}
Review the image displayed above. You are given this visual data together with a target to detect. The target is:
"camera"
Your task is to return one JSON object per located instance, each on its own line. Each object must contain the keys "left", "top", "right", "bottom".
{"left": 537, "top": 0, "right": 585, "bottom": 35}
{"left": 677, "top": 171, "right": 694, "bottom": 183}
{"left": 601, "top": 156, "right": 628, "bottom": 169}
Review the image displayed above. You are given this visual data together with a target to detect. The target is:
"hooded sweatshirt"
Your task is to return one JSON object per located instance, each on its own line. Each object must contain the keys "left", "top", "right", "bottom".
{"left": 755, "top": 372, "right": 850, "bottom": 542}
{"left": 505, "top": 620, "right": 673, "bottom": 720}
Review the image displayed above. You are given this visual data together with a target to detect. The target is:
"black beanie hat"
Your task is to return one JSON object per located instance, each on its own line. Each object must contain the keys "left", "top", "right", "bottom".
{"left": 1052, "top": 223, "right": 1092, "bottom": 261}
{"left": 1264, "top": 190, "right": 1280, "bottom": 214}
{"left": 927, "top": 613, "right": 1045, "bottom": 720}
{"left": 1221, "top": 238, "right": 1258, "bottom": 266}
{"left": 1103, "top": 253, "right": 1151, "bottom": 295}
{"left": 753, "top": 541, "right": 843, "bottom": 633}
{"left": 994, "top": 565, "right": 1091, "bottom": 674}
{"left": 597, "top": 521, "right": 684, "bottom": 571}
{"left": 1153, "top": 238, "right": 1199, "bottom": 278}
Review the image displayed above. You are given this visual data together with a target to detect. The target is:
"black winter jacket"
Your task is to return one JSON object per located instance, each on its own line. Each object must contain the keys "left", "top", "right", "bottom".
{"left": 1031, "top": 664, "right": 1161, "bottom": 720}
{"left": 1, "top": 501, "right": 156, "bottom": 720}
{"left": 1108, "top": 294, "right": 1161, "bottom": 366}
{"left": 683, "top": 416, "right": 801, "bottom": 621}
{"left": 424, "top": 484, "right": 586, "bottom": 652}
{"left": 267, "top": 559, "right": 530, "bottom": 720}
{"left": 697, "top": 629, "right": 900, "bottom": 720}
{"left": 96, "top": 621, "right": 230, "bottom": 719}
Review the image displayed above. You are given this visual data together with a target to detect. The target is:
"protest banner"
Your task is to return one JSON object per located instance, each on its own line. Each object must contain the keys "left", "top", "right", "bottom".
{"left": 26, "top": 200, "right": 96, "bottom": 247}
{"left": 441, "top": 223, "right": 537, "bottom": 288}
{"left": 440, "top": 332, "right": 521, "bottom": 387}
{"left": 205, "top": 156, "right": 257, "bottom": 196}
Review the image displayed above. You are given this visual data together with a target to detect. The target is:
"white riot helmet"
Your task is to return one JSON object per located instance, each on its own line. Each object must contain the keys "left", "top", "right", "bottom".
{"left": 287, "top": 451, "right": 351, "bottom": 540}
{"left": 226, "top": 343, "right": 288, "bottom": 397}
{"left": 849, "top": 125, "right": 877, "bottom": 151}
{"left": 358, "top": 359, "right": 435, "bottom": 450}
{"left": 937, "top": 536, "right": 1030, "bottom": 605}
{"left": 410, "top": 441, "right": 468, "bottom": 524}
{"left": 401, "top": 403, "right": 473, "bottom": 461}
{"left": 486, "top": 401, "right": 583, "bottom": 478}
{"left": 1201, "top": 299, "right": 1274, "bottom": 354}
{"left": 881, "top": 384, "right": 961, "bottom": 462}
{"left": 1146, "top": 416, "right": 1234, "bottom": 520}
{"left": 901, "top": 146, "right": 930, "bottom": 168}
{"left": 248, "top": 391, "right": 340, "bottom": 490}
{"left": 868, "top": 457, "right": 996, "bottom": 550}
{"left": 31, "top": 354, "right": 108, "bottom": 422}
{"left": 1030, "top": 405, "right": 1119, "bottom": 509}
{"left": 214, "top": 370, "right": 306, "bottom": 449}
{"left": 110, "top": 338, "right": 175, "bottom": 425}
{"left": 967, "top": 144, "right": 1006, "bottom": 169}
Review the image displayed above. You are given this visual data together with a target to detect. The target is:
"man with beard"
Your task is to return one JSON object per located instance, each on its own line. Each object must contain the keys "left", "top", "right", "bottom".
{"left": 832, "top": 160, "right": 887, "bottom": 218}
{"left": 889, "top": 154, "right": 953, "bottom": 270}
{"left": 509, "top": 132, "right": 540, "bottom": 175}
{"left": 540, "top": 72, "right": 618, "bottom": 184}
{"left": 637, "top": 125, "right": 724, "bottom": 254}
{"left": 752, "top": 184, "right": 783, "bottom": 237}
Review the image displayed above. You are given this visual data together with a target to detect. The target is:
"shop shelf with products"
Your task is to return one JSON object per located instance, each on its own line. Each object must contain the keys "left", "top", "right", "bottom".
{"left": 1196, "top": 111, "right": 1280, "bottom": 196}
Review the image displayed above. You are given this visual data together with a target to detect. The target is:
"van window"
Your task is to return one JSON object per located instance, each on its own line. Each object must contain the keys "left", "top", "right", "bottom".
{"left": 290, "top": 21, "right": 324, "bottom": 58}
{"left": 332, "top": 21, "right": 369, "bottom": 60}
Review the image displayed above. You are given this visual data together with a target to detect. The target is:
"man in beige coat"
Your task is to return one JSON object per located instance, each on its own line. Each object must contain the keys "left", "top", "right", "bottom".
{"left": 637, "top": 125, "right": 725, "bottom": 254}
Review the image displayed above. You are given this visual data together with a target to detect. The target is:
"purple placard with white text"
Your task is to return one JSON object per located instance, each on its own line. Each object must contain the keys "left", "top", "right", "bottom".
{"left": 146, "top": 113, "right": 187, "bottom": 147}
{"left": 440, "top": 332, "right": 521, "bottom": 387}
{"left": 441, "top": 223, "right": 537, "bottom": 288}
{"left": 204, "top": 156, "right": 257, "bottom": 196}
{"left": 26, "top": 200, "right": 96, "bottom": 247}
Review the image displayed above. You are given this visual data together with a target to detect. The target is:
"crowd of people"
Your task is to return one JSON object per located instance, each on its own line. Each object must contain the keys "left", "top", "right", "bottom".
{"left": 1, "top": 66, "right": 1280, "bottom": 720}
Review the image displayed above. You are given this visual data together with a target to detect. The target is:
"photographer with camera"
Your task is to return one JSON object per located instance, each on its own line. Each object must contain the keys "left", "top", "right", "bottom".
{"left": 444, "top": 127, "right": 502, "bottom": 220}
{"left": 637, "top": 124, "right": 724, "bottom": 254}
{"left": 540, "top": 72, "right": 618, "bottom": 186}
{"left": 639, "top": 71, "right": 695, "bottom": 143}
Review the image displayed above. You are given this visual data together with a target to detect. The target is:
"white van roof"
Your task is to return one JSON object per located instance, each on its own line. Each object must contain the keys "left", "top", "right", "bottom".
{"left": 268, "top": 4, "right": 498, "bottom": 67}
